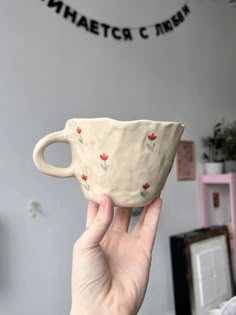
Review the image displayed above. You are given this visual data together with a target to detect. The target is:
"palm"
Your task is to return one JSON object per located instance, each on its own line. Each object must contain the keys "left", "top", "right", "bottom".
{"left": 101, "top": 231, "right": 151, "bottom": 298}
{"left": 71, "top": 196, "right": 161, "bottom": 315}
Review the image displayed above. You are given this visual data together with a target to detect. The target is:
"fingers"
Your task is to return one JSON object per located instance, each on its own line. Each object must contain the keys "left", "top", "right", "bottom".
{"left": 79, "top": 194, "right": 114, "bottom": 248}
{"left": 140, "top": 198, "right": 162, "bottom": 252}
{"left": 131, "top": 198, "right": 162, "bottom": 252}
{"left": 111, "top": 207, "right": 132, "bottom": 233}
{"left": 86, "top": 201, "right": 99, "bottom": 228}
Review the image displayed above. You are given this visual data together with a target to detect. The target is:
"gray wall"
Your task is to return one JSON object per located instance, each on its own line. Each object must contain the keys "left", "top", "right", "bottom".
{"left": 0, "top": 0, "right": 235, "bottom": 314}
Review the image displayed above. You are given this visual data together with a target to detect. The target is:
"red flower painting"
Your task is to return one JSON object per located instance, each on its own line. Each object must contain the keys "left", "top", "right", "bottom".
{"left": 143, "top": 183, "right": 150, "bottom": 190}
{"left": 147, "top": 133, "right": 157, "bottom": 152}
{"left": 100, "top": 153, "right": 109, "bottom": 161}
{"left": 76, "top": 127, "right": 83, "bottom": 143}
{"left": 148, "top": 133, "right": 157, "bottom": 141}
{"left": 81, "top": 174, "right": 87, "bottom": 181}
{"left": 100, "top": 153, "right": 109, "bottom": 171}
{"left": 140, "top": 182, "right": 150, "bottom": 198}
{"left": 77, "top": 127, "right": 82, "bottom": 134}
{"left": 81, "top": 174, "right": 89, "bottom": 190}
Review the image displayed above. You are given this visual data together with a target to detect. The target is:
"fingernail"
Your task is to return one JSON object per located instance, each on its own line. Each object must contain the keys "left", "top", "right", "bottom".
{"left": 100, "top": 194, "right": 107, "bottom": 208}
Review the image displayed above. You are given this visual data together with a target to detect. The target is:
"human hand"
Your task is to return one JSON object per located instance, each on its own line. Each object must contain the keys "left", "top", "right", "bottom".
{"left": 70, "top": 194, "right": 162, "bottom": 315}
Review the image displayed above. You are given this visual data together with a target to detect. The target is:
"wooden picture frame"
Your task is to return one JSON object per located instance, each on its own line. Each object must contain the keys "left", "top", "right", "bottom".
{"left": 170, "top": 226, "right": 235, "bottom": 315}
{"left": 176, "top": 140, "right": 195, "bottom": 180}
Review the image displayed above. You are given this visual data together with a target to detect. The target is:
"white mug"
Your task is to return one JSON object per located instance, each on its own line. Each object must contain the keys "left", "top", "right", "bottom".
{"left": 33, "top": 118, "right": 184, "bottom": 207}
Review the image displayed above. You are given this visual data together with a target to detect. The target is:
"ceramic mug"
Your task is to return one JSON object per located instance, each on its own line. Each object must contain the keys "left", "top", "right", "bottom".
{"left": 33, "top": 118, "right": 184, "bottom": 207}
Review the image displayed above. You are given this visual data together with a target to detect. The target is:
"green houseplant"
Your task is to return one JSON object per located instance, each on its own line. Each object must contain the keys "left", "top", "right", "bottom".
{"left": 201, "top": 122, "right": 224, "bottom": 174}
{"left": 222, "top": 121, "right": 236, "bottom": 173}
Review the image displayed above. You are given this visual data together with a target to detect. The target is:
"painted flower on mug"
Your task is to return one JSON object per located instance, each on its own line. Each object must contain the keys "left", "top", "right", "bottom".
{"left": 140, "top": 182, "right": 150, "bottom": 198}
{"left": 146, "top": 133, "right": 157, "bottom": 152}
{"left": 81, "top": 174, "right": 89, "bottom": 191}
{"left": 100, "top": 153, "right": 109, "bottom": 171}
{"left": 76, "top": 127, "right": 83, "bottom": 143}
{"left": 81, "top": 174, "right": 87, "bottom": 181}
{"left": 148, "top": 133, "right": 157, "bottom": 141}
{"left": 143, "top": 183, "right": 150, "bottom": 190}
{"left": 100, "top": 153, "right": 109, "bottom": 161}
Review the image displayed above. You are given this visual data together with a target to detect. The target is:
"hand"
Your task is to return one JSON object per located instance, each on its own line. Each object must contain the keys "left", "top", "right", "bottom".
{"left": 70, "top": 194, "right": 162, "bottom": 315}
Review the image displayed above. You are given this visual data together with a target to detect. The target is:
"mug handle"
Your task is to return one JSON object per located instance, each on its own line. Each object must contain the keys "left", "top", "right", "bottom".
{"left": 33, "top": 130, "right": 74, "bottom": 178}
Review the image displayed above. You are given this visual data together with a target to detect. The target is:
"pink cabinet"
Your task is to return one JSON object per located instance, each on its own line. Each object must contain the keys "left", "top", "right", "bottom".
{"left": 199, "top": 173, "right": 236, "bottom": 268}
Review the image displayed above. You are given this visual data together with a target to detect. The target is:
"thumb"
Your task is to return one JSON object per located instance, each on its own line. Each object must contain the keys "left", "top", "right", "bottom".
{"left": 80, "top": 194, "right": 114, "bottom": 248}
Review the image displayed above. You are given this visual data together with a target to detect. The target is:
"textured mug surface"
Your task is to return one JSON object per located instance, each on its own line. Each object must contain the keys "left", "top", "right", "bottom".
{"left": 33, "top": 118, "right": 184, "bottom": 207}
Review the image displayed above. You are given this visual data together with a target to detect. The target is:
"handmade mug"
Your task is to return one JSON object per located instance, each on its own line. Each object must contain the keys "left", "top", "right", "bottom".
{"left": 33, "top": 118, "right": 184, "bottom": 207}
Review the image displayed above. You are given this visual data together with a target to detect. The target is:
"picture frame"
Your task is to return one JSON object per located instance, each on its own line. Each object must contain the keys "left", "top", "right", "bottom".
{"left": 176, "top": 140, "right": 196, "bottom": 180}
{"left": 170, "top": 226, "right": 234, "bottom": 315}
